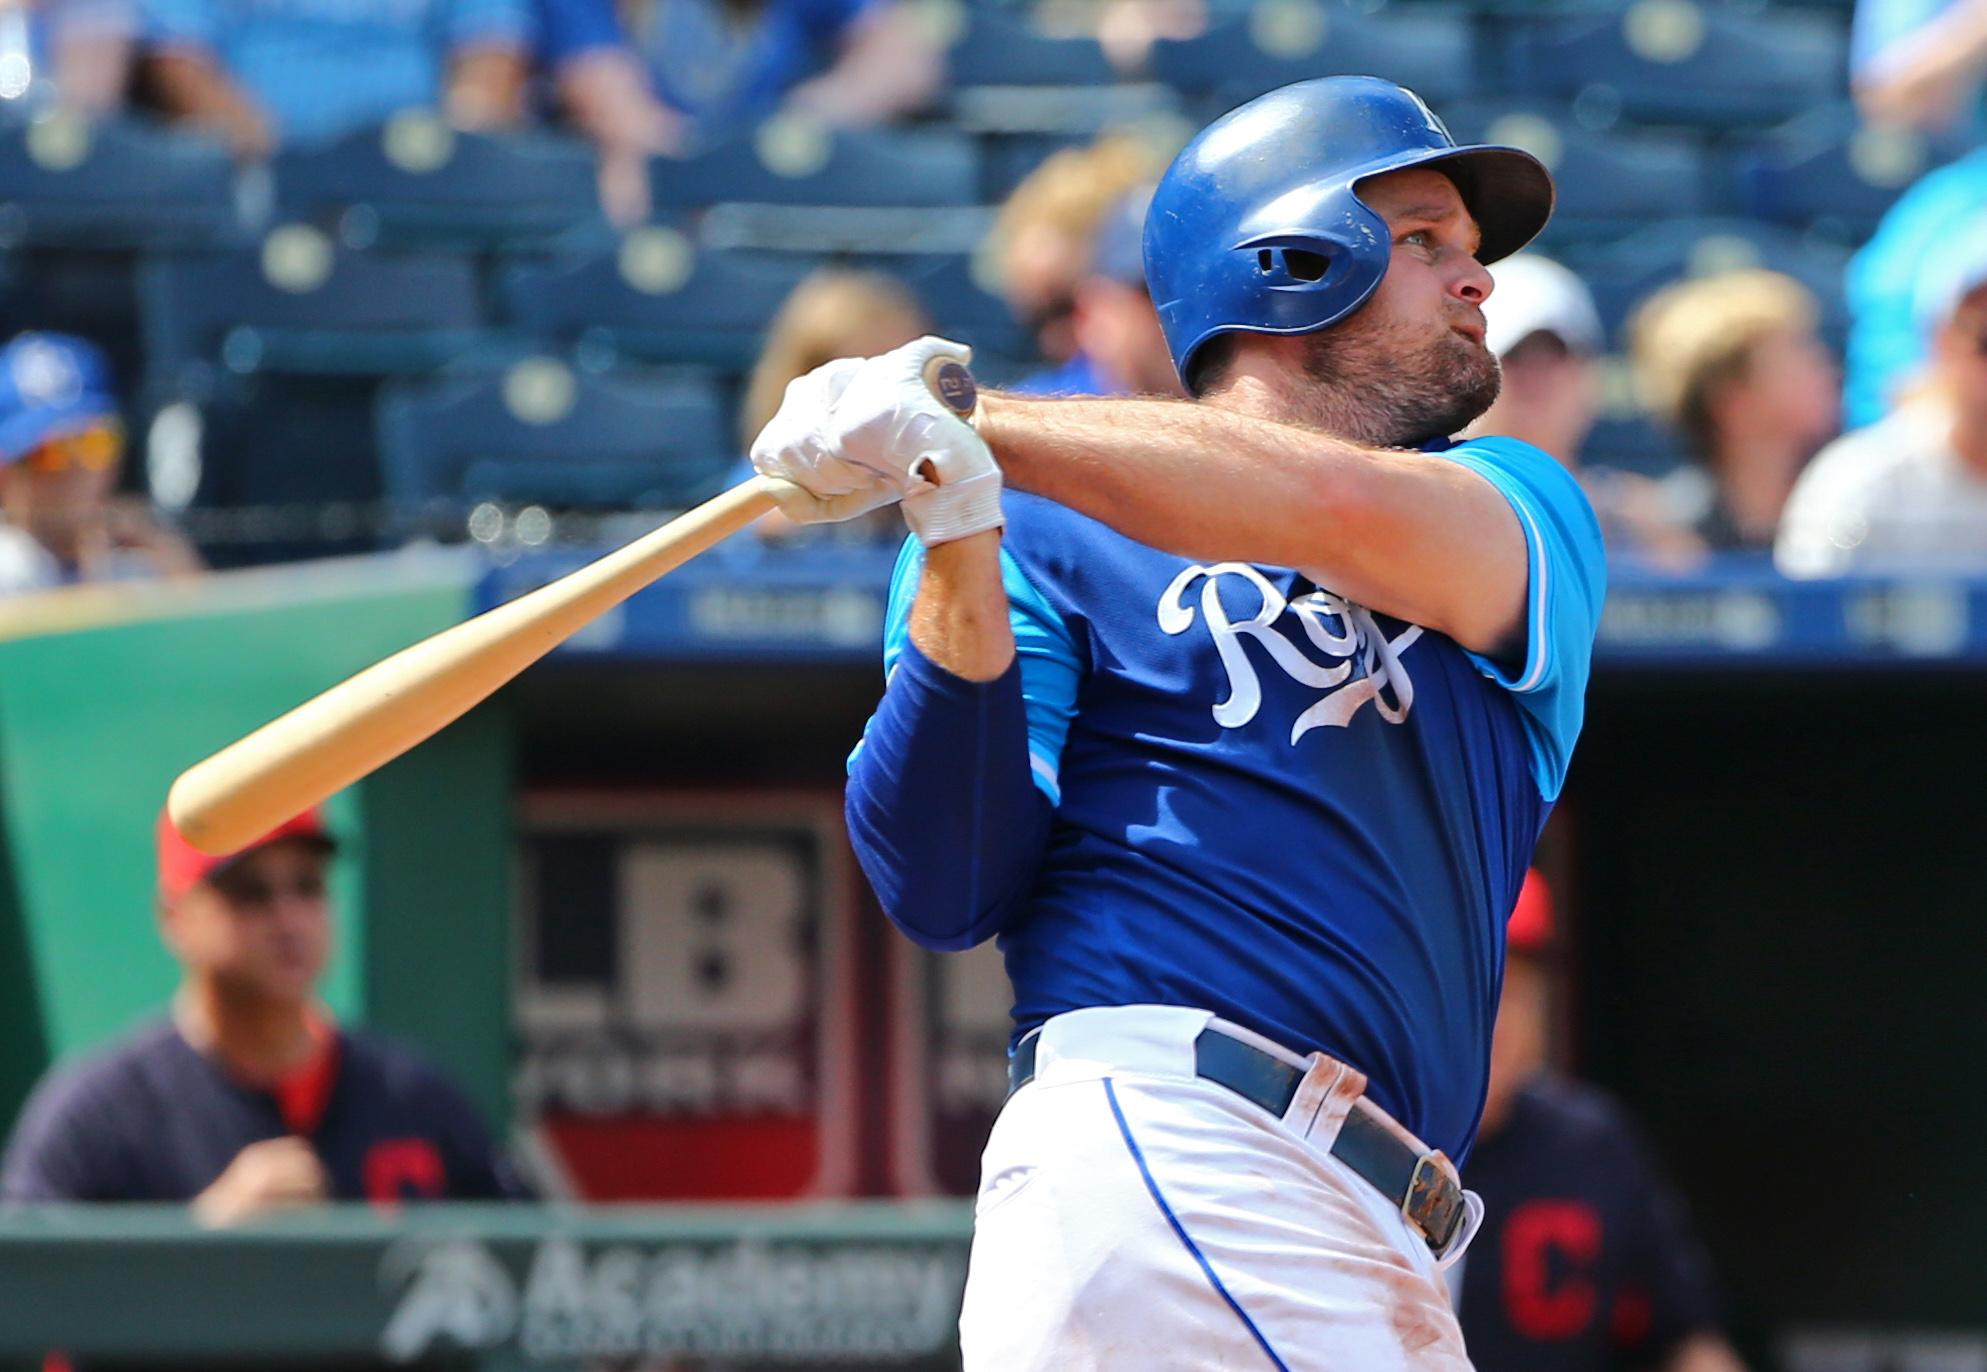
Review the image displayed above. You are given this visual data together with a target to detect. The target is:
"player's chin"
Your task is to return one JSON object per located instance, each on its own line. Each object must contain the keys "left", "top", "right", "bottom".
{"left": 1440, "top": 336, "right": 1502, "bottom": 423}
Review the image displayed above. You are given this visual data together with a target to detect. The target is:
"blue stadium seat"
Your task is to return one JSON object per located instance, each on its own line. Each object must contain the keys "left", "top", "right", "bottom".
{"left": 271, "top": 116, "right": 601, "bottom": 249}
{"left": 1583, "top": 410, "right": 1687, "bottom": 477}
{"left": 648, "top": 121, "right": 980, "bottom": 209}
{"left": 0, "top": 115, "right": 239, "bottom": 249}
{"left": 138, "top": 226, "right": 488, "bottom": 391}
{"left": 1732, "top": 104, "right": 1965, "bottom": 240}
{"left": 1442, "top": 102, "right": 1712, "bottom": 235}
{"left": 1149, "top": 0, "right": 1477, "bottom": 107}
{"left": 943, "top": 4, "right": 1119, "bottom": 86}
{"left": 1565, "top": 218, "right": 1852, "bottom": 345}
{"left": 498, "top": 230, "right": 813, "bottom": 369}
{"left": 884, "top": 252, "right": 1034, "bottom": 366}
{"left": 377, "top": 361, "right": 732, "bottom": 523}
{"left": 1499, "top": 4, "right": 1846, "bottom": 128}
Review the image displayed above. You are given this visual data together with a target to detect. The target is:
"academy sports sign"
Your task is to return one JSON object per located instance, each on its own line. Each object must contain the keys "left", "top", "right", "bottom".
{"left": 381, "top": 1233, "right": 968, "bottom": 1364}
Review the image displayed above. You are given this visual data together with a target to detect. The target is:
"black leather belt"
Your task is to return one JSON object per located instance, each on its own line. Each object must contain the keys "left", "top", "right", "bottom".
{"left": 1007, "top": 1025, "right": 1468, "bottom": 1261}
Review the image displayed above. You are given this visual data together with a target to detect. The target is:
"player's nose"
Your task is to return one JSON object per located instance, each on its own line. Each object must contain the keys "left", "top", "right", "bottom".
{"left": 1448, "top": 252, "right": 1492, "bottom": 307}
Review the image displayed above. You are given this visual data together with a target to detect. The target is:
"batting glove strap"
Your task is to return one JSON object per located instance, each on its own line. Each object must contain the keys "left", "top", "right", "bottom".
{"left": 902, "top": 468, "right": 1005, "bottom": 546}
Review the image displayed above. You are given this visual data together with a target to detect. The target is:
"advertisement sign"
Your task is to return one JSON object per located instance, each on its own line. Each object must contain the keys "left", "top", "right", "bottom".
{"left": 516, "top": 790, "right": 857, "bottom": 1200}
{"left": 891, "top": 939, "right": 1013, "bottom": 1196}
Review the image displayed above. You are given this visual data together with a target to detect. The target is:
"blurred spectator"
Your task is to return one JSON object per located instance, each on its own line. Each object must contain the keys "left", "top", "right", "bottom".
{"left": 0, "top": 0, "right": 138, "bottom": 115}
{"left": 1092, "top": 0, "right": 1203, "bottom": 74}
{"left": 541, "top": 0, "right": 941, "bottom": 223}
{"left": 1468, "top": 255, "right": 1695, "bottom": 566}
{"left": 983, "top": 131, "right": 1169, "bottom": 365}
{"left": 1454, "top": 871, "right": 1745, "bottom": 1372}
{"left": 742, "top": 267, "right": 929, "bottom": 544}
{"left": 1012, "top": 185, "right": 1179, "bottom": 398}
{"left": 1629, "top": 271, "right": 1840, "bottom": 553}
{"left": 0, "top": 333, "right": 200, "bottom": 596}
{"left": 0, "top": 808, "right": 523, "bottom": 1217}
{"left": 1852, "top": 0, "right": 1987, "bottom": 133}
{"left": 1471, "top": 254, "right": 1606, "bottom": 466}
{"left": 1845, "top": 148, "right": 1987, "bottom": 424}
{"left": 1778, "top": 230, "right": 1987, "bottom": 575}
{"left": 139, "top": 0, "right": 530, "bottom": 158}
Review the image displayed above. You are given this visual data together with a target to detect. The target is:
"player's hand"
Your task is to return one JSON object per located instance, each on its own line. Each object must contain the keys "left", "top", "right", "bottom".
{"left": 192, "top": 1135, "right": 330, "bottom": 1227}
{"left": 750, "top": 356, "right": 913, "bottom": 526}
{"left": 825, "top": 337, "right": 1004, "bottom": 547}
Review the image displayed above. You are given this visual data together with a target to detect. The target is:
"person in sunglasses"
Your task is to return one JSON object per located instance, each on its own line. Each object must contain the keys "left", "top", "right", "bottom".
{"left": 1779, "top": 230, "right": 1987, "bottom": 575}
{"left": 0, "top": 808, "right": 523, "bottom": 1220}
{"left": 0, "top": 333, "right": 201, "bottom": 598}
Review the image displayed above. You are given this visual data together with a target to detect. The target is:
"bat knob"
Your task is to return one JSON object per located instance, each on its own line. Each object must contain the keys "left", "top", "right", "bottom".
{"left": 921, "top": 353, "right": 978, "bottom": 419}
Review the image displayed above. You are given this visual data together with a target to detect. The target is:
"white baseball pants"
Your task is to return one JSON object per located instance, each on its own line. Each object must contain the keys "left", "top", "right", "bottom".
{"left": 957, "top": 1005, "right": 1478, "bottom": 1371}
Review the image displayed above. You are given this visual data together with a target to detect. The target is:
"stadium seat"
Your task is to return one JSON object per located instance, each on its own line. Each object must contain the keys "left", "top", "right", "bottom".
{"left": 498, "top": 229, "right": 813, "bottom": 370}
{"left": 1498, "top": 3, "right": 1846, "bottom": 128}
{"left": 271, "top": 115, "right": 601, "bottom": 250}
{"left": 138, "top": 226, "right": 488, "bottom": 391}
{"left": 0, "top": 114, "right": 239, "bottom": 249}
{"left": 1149, "top": 0, "right": 1478, "bottom": 108}
{"left": 1583, "top": 410, "right": 1687, "bottom": 477}
{"left": 940, "top": 3, "right": 1120, "bottom": 86}
{"left": 648, "top": 120, "right": 980, "bottom": 209}
{"left": 1564, "top": 218, "right": 1852, "bottom": 346}
{"left": 1732, "top": 104, "right": 1965, "bottom": 240}
{"left": 1441, "top": 102, "right": 1713, "bottom": 235}
{"left": 884, "top": 251, "right": 1035, "bottom": 367}
{"left": 173, "top": 374, "right": 391, "bottom": 568}
{"left": 377, "top": 360, "right": 733, "bottom": 526}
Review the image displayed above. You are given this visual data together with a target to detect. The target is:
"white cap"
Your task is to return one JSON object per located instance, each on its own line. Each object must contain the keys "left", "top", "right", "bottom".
{"left": 1483, "top": 253, "right": 1605, "bottom": 358}
{"left": 1914, "top": 223, "right": 1987, "bottom": 335}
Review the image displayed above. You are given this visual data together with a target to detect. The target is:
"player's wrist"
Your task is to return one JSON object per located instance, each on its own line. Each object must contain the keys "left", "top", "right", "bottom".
{"left": 903, "top": 467, "right": 1003, "bottom": 545}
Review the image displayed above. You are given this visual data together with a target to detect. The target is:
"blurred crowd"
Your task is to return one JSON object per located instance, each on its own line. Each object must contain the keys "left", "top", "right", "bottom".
{"left": 0, "top": 0, "right": 1985, "bottom": 596}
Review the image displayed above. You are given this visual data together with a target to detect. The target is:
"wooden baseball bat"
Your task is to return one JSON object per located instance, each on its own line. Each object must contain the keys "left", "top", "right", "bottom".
{"left": 167, "top": 351, "right": 980, "bottom": 855}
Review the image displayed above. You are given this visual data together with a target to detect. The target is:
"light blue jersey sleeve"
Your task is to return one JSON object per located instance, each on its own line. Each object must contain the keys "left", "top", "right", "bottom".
{"left": 1440, "top": 438, "right": 1607, "bottom": 802}
{"left": 849, "top": 536, "right": 1083, "bottom": 806}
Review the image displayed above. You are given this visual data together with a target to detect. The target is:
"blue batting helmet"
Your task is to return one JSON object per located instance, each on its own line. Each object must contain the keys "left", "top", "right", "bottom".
{"left": 1144, "top": 76, "right": 1556, "bottom": 392}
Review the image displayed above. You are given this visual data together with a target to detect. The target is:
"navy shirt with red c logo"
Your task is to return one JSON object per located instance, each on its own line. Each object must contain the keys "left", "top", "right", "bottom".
{"left": 1458, "top": 1076, "right": 1722, "bottom": 1371}
{"left": 0, "top": 1020, "right": 523, "bottom": 1205}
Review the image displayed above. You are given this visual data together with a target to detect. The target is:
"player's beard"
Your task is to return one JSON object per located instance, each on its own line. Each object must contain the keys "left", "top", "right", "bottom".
{"left": 1291, "top": 314, "right": 1503, "bottom": 449}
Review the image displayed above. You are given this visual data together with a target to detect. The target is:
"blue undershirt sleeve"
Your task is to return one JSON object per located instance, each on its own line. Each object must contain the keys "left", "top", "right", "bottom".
{"left": 1440, "top": 438, "right": 1607, "bottom": 802}
{"left": 844, "top": 537, "right": 1080, "bottom": 951}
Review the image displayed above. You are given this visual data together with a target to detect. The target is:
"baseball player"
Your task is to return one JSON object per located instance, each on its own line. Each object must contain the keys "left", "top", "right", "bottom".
{"left": 752, "top": 76, "right": 1606, "bottom": 1369}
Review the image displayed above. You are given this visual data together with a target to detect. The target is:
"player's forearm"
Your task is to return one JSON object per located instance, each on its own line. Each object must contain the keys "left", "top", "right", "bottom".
{"left": 446, "top": 44, "right": 528, "bottom": 127}
{"left": 845, "top": 642, "right": 1049, "bottom": 951}
{"left": 976, "top": 392, "right": 1527, "bottom": 652}
{"left": 908, "top": 531, "right": 1014, "bottom": 682}
{"left": 1855, "top": 0, "right": 1987, "bottom": 126}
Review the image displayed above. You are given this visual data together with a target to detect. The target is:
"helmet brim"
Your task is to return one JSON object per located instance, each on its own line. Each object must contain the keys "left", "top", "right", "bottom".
{"left": 1356, "top": 144, "right": 1556, "bottom": 266}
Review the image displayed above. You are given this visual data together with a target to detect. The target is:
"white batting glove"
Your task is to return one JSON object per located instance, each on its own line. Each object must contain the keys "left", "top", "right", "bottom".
{"left": 749, "top": 357, "right": 917, "bottom": 525}
{"left": 822, "top": 337, "right": 1004, "bottom": 547}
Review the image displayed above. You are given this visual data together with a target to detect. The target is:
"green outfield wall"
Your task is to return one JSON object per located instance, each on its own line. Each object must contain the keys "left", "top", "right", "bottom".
{"left": 0, "top": 556, "right": 513, "bottom": 1132}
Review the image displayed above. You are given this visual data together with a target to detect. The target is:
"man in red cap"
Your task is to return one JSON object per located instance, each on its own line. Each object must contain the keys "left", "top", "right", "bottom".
{"left": 1, "top": 808, "right": 520, "bottom": 1221}
{"left": 1452, "top": 870, "right": 1747, "bottom": 1372}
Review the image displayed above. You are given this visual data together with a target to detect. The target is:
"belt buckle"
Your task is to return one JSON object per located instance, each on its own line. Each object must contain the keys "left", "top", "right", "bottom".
{"left": 1403, "top": 1151, "right": 1465, "bottom": 1261}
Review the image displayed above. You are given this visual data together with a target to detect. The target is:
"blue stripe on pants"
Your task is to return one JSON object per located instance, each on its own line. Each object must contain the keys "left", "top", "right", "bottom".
{"left": 1103, "top": 1077, "right": 1291, "bottom": 1372}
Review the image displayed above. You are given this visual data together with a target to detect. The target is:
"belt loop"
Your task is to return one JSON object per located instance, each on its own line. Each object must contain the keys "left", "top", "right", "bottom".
{"left": 1284, "top": 1052, "right": 1362, "bottom": 1144}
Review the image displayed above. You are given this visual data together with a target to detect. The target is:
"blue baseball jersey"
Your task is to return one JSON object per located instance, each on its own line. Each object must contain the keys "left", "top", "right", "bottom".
{"left": 859, "top": 437, "right": 1604, "bottom": 1162}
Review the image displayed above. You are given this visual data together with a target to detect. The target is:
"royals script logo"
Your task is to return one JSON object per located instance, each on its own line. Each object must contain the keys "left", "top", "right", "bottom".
{"left": 1159, "top": 563, "right": 1421, "bottom": 742}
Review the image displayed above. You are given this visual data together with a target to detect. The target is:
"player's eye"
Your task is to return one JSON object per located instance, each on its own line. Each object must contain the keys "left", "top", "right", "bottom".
{"left": 1398, "top": 230, "right": 1436, "bottom": 251}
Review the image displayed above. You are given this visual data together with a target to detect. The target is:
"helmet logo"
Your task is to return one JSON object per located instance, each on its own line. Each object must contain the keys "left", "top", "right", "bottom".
{"left": 1403, "top": 89, "right": 1453, "bottom": 145}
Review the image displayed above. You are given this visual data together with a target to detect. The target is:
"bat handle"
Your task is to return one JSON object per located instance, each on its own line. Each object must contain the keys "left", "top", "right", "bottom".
{"left": 921, "top": 350, "right": 979, "bottom": 420}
